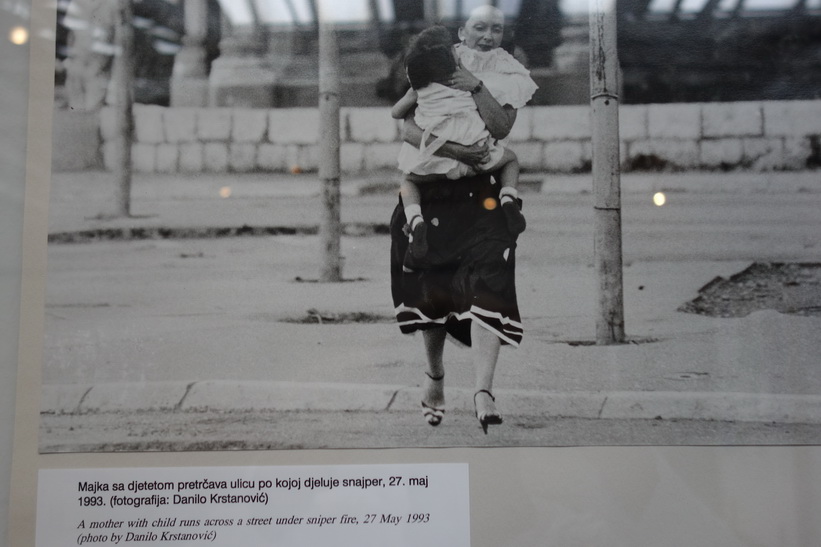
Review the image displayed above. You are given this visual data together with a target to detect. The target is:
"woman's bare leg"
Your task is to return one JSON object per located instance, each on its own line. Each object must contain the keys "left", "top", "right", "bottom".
{"left": 471, "top": 322, "right": 500, "bottom": 393}
{"left": 471, "top": 322, "right": 502, "bottom": 428}
{"left": 422, "top": 327, "right": 447, "bottom": 408}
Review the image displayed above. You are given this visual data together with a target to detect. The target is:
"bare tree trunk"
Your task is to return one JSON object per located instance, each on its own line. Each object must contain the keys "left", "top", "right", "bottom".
{"left": 318, "top": 14, "right": 342, "bottom": 282}
{"left": 110, "top": 0, "right": 134, "bottom": 217}
{"left": 590, "top": 0, "right": 626, "bottom": 344}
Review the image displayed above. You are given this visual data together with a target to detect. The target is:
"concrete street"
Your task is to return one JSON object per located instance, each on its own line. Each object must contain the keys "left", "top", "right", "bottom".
{"left": 39, "top": 170, "right": 821, "bottom": 449}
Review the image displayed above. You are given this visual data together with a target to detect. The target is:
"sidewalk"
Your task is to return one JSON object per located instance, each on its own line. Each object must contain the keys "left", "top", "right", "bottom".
{"left": 40, "top": 169, "right": 821, "bottom": 425}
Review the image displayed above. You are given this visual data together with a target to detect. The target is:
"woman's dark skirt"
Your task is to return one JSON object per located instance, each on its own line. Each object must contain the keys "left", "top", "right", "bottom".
{"left": 390, "top": 173, "right": 523, "bottom": 347}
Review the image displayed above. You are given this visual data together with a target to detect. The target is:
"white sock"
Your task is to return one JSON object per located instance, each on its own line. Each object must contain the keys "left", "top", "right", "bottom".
{"left": 404, "top": 204, "right": 423, "bottom": 227}
{"left": 499, "top": 187, "right": 518, "bottom": 205}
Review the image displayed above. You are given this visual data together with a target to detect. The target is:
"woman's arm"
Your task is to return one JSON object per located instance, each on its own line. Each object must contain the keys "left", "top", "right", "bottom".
{"left": 450, "top": 62, "right": 517, "bottom": 139}
{"left": 402, "top": 111, "right": 490, "bottom": 167}
{"left": 472, "top": 90, "right": 517, "bottom": 139}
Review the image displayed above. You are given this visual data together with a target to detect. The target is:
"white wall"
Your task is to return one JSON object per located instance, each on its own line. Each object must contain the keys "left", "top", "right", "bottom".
{"left": 89, "top": 101, "right": 821, "bottom": 175}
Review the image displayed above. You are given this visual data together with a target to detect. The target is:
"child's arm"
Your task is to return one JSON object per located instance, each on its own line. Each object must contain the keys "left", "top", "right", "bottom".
{"left": 402, "top": 113, "right": 489, "bottom": 168}
{"left": 391, "top": 88, "right": 418, "bottom": 119}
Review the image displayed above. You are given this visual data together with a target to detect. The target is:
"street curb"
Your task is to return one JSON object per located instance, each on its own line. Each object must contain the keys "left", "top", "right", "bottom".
{"left": 47, "top": 223, "right": 391, "bottom": 244}
{"left": 41, "top": 381, "right": 821, "bottom": 424}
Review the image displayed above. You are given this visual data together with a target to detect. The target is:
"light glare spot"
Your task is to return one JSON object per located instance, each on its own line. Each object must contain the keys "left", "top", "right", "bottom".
{"left": 483, "top": 197, "right": 497, "bottom": 210}
{"left": 10, "top": 26, "right": 29, "bottom": 45}
{"left": 219, "top": 186, "right": 232, "bottom": 198}
{"left": 653, "top": 192, "right": 666, "bottom": 206}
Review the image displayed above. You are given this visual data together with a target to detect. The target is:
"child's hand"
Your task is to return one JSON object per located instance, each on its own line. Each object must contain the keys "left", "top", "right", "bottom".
{"left": 448, "top": 60, "right": 482, "bottom": 92}
{"left": 443, "top": 141, "right": 490, "bottom": 168}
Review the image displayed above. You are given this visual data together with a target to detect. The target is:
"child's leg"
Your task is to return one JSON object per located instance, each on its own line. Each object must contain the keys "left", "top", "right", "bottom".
{"left": 491, "top": 149, "right": 527, "bottom": 236}
{"left": 400, "top": 178, "right": 423, "bottom": 225}
{"left": 400, "top": 175, "right": 433, "bottom": 259}
{"left": 495, "top": 148, "right": 520, "bottom": 192}
{"left": 401, "top": 173, "right": 443, "bottom": 225}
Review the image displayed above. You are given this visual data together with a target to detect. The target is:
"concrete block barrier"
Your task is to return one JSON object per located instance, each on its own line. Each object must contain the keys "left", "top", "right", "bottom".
{"left": 764, "top": 100, "right": 821, "bottom": 137}
{"left": 134, "top": 105, "right": 165, "bottom": 144}
{"left": 702, "top": 102, "right": 762, "bottom": 138}
{"left": 232, "top": 108, "right": 268, "bottom": 143}
{"left": 700, "top": 138, "right": 744, "bottom": 168}
{"left": 648, "top": 103, "right": 701, "bottom": 140}
{"left": 197, "top": 109, "right": 232, "bottom": 141}
{"left": 179, "top": 143, "right": 204, "bottom": 172}
{"left": 156, "top": 144, "right": 179, "bottom": 173}
{"left": 164, "top": 108, "right": 197, "bottom": 143}
{"left": 268, "top": 108, "right": 318, "bottom": 144}
{"left": 618, "top": 105, "right": 648, "bottom": 141}
{"left": 78, "top": 100, "right": 821, "bottom": 175}
{"left": 533, "top": 105, "right": 591, "bottom": 140}
{"left": 346, "top": 107, "right": 399, "bottom": 143}
{"left": 629, "top": 139, "right": 700, "bottom": 169}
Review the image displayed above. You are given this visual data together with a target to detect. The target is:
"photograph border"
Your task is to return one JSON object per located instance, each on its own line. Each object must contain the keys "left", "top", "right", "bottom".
{"left": 8, "top": 0, "right": 821, "bottom": 544}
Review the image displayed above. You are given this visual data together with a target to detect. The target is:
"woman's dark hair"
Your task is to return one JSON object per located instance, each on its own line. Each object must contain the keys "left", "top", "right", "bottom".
{"left": 404, "top": 25, "right": 456, "bottom": 90}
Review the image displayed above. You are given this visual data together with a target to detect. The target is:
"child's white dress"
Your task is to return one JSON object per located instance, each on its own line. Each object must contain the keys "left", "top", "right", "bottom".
{"left": 397, "top": 45, "right": 538, "bottom": 179}
{"left": 454, "top": 43, "right": 538, "bottom": 114}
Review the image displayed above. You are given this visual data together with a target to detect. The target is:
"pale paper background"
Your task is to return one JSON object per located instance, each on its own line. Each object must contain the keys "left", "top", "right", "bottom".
{"left": 36, "top": 464, "right": 471, "bottom": 546}
{"left": 6, "top": 0, "right": 821, "bottom": 544}
{"left": 0, "top": 4, "right": 27, "bottom": 544}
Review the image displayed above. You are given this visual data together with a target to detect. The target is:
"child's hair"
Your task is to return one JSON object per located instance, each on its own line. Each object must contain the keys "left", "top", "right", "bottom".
{"left": 412, "top": 25, "right": 453, "bottom": 50}
{"left": 405, "top": 25, "right": 456, "bottom": 91}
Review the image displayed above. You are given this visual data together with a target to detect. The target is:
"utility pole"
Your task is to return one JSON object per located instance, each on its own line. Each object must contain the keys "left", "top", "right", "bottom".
{"left": 318, "top": 12, "right": 342, "bottom": 282}
{"left": 589, "top": 0, "right": 625, "bottom": 344}
{"left": 110, "top": 0, "right": 135, "bottom": 217}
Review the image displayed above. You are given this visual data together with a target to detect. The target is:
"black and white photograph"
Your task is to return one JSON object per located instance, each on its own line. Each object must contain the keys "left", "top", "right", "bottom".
{"left": 40, "top": 0, "right": 821, "bottom": 452}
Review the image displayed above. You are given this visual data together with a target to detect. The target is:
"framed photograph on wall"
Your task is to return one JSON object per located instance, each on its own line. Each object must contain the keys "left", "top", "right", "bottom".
{"left": 5, "top": 0, "right": 821, "bottom": 546}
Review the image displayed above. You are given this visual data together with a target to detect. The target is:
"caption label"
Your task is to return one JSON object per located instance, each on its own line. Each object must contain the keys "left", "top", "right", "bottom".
{"left": 37, "top": 464, "right": 469, "bottom": 547}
